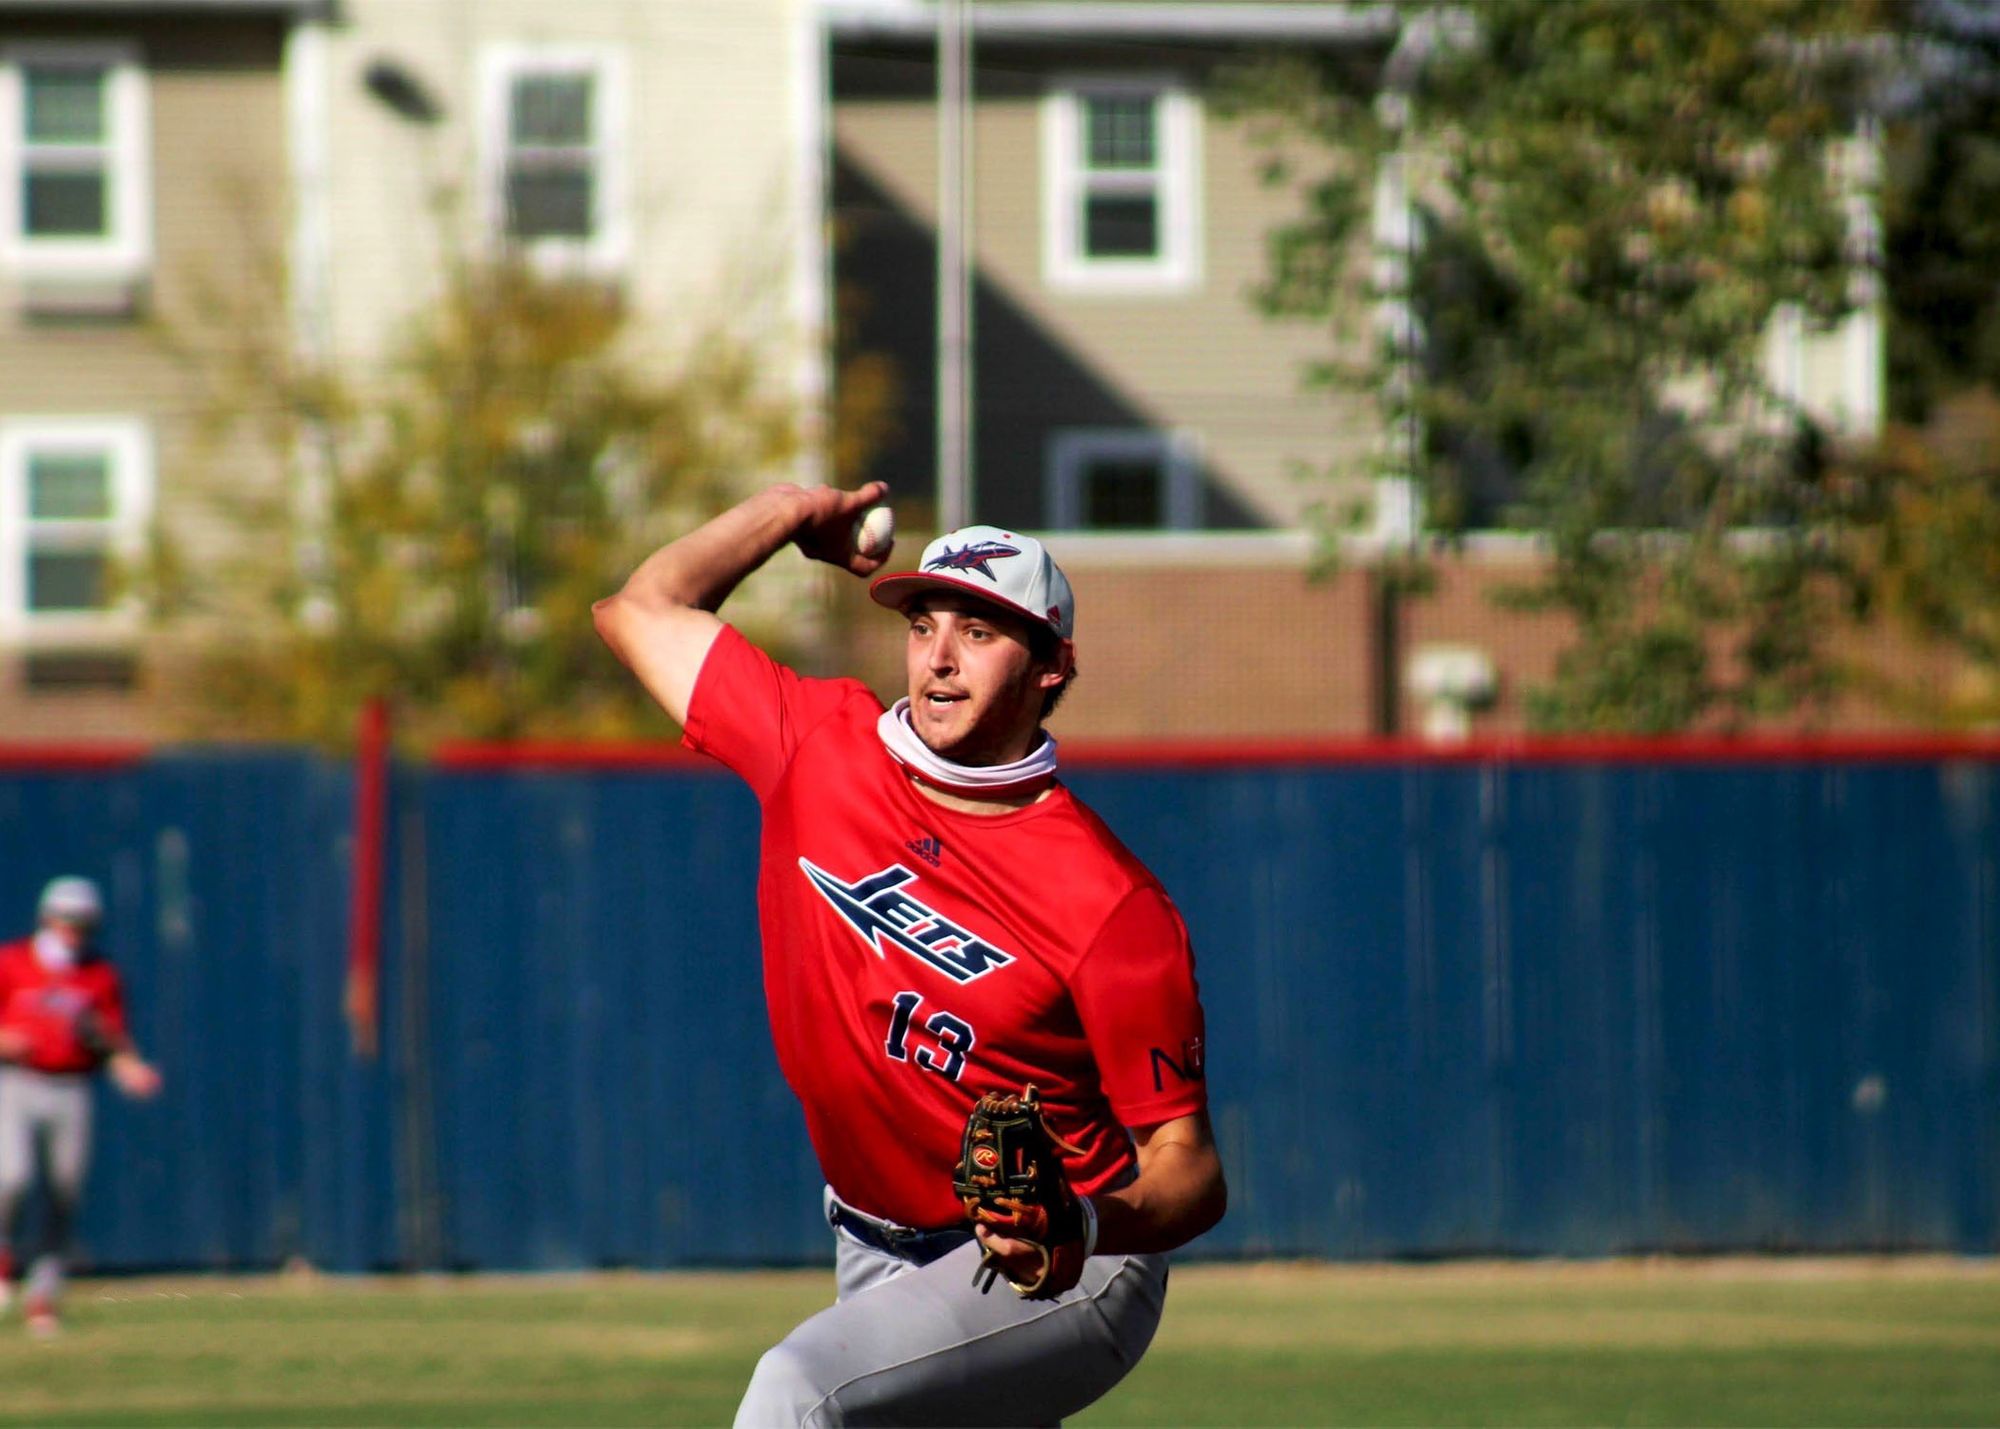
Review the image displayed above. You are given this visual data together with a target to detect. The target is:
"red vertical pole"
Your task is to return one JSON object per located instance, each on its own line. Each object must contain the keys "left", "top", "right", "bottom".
{"left": 345, "top": 697, "right": 389, "bottom": 1059}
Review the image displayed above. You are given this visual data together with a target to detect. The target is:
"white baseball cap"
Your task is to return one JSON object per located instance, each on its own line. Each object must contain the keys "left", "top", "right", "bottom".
{"left": 869, "top": 526, "right": 1076, "bottom": 640}
{"left": 38, "top": 876, "right": 103, "bottom": 925}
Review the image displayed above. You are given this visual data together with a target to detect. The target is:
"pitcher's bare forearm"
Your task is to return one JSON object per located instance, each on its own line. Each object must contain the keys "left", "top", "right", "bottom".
{"left": 593, "top": 480, "right": 890, "bottom": 725}
{"left": 1090, "top": 1110, "right": 1227, "bottom": 1255}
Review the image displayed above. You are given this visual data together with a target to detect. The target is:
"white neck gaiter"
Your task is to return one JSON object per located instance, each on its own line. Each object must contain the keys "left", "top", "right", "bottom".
{"left": 876, "top": 698, "right": 1059, "bottom": 796}
{"left": 32, "top": 928, "right": 76, "bottom": 973}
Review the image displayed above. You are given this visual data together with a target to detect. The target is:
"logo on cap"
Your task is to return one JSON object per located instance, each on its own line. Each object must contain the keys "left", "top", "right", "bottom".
{"left": 923, "top": 540, "right": 1019, "bottom": 582}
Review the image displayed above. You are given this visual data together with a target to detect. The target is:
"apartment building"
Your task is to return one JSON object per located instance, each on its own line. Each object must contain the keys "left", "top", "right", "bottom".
{"left": 821, "top": 1, "right": 1897, "bottom": 739}
{"left": 0, "top": 0, "right": 311, "bottom": 737}
{"left": 0, "top": 0, "right": 1913, "bottom": 743}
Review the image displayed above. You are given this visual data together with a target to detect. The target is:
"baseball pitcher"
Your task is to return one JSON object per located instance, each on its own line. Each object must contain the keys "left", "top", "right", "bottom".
{"left": 595, "top": 481, "right": 1225, "bottom": 1425}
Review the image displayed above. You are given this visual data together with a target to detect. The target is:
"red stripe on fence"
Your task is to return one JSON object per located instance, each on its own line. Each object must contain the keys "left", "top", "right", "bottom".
{"left": 1, "top": 735, "right": 1990, "bottom": 774}
{"left": 0, "top": 744, "right": 149, "bottom": 770}
{"left": 1061, "top": 733, "right": 2000, "bottom": 768}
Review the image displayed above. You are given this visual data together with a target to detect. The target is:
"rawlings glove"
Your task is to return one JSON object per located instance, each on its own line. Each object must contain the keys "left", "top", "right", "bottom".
{"left": 953, "top": 1084, "right": 1092, "bottom": 1298}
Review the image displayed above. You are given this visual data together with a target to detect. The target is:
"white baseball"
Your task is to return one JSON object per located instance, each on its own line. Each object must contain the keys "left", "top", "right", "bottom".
{"left": 852, "top": 504, "right": 896, "bottom": 559}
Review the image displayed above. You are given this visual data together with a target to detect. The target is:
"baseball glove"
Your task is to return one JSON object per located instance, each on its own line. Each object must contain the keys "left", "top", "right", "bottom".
{"left": 953, "top": 1084, "right": 1089, "bottom": 1298}
{"left": 71, "top": 1006, "right": 116, "bottom": 1060}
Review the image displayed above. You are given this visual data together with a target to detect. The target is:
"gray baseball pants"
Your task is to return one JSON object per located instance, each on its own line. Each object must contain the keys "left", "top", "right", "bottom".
{"left": 734, "top": 1188, "right": 1168, "bottom": 1427}
{"left": 0, "top": 1067, "right": 93, "bottom": 1297}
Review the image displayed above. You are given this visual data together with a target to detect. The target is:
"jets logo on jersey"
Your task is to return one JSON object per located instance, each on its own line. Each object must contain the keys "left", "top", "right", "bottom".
{"left": 923, "top": 539, "right": 1020, "bottom": 582}
{"left": 798, "top": 858, "right": 1016, "bottom": 983}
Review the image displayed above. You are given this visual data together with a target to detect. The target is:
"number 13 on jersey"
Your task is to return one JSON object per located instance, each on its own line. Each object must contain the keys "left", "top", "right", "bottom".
{"left": 885, "top": 990, "right": 975, "bottom": 1081}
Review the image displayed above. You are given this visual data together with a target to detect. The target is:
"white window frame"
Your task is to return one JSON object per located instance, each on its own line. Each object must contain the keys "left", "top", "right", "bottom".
{"left": 0, "top": 42, "right": 151, "bottom": 283}
{"left": 1041, "top": 74, "right": 1201, "bottom": 295}
{"left": 477, "top": 44, "right": 630, "bottom": 276}
{"left": 1046, "top": 427, "right": 1202, "bottom": 531}
{"left": 0, "top": 417, "right": 153, "bottom": 642}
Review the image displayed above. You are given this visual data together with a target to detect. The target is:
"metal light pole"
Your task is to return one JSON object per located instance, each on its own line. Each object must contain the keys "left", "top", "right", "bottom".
{"left": 936, "top": 0, "right": 974, "bottom": 530}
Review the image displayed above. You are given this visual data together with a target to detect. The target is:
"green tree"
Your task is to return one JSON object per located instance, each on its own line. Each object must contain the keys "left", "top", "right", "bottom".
{"left": 1854, "top": 390, "right": 2000, "bottom": 721}
{"left": 1231, "top": 0, "right": 1893, "bottom": 732}
{"left": 1847, "top": 6, "right": 2000, "bottom": 721}
{"left": 155, "top": 258, "right": 884, "bottom": 746}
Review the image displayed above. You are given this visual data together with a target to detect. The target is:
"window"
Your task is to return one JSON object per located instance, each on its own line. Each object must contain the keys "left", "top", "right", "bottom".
{"left": 0, "top": 43, "right": 150, "bottom": 285}
{"left": 0, "top": 419, "right": 152, "bottom": 639}
{"left": 1042, "top": 77, "right": 1199, "bottom": 293}
{"left": 479, "top": 47, "right": 627, "bottom": 272}
{"left": 1046, "top": 429, "right": 1201, "bottom": 531}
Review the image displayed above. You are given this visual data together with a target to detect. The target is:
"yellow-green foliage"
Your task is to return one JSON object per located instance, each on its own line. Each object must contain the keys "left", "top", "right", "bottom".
{"left": 158, "top": 260, "right": 810, "bottom": 747}
{"left": 1231, "top": 0, "right": 1898, "bottom": 732}
{"left": 1862, "top": 389, "right": 2000, "bottom": 724}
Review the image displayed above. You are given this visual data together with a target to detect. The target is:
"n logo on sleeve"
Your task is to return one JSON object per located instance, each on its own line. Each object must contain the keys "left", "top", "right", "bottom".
{"left": 1149, "top": 1036, "right": 1206, "bottom": 1091}
{"left": 799, "top": 858, "right": 1016, "bottom": 984}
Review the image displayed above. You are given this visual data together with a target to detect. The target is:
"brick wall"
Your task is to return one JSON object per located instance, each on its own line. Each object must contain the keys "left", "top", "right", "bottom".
{"left": 832, "top": 543, "right": 1971, "bottom": 742}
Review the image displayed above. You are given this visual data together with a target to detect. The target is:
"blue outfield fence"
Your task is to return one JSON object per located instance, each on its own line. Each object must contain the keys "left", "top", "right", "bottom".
{"left": 0, "top": 747, "right": 1992, "bottom": 1271}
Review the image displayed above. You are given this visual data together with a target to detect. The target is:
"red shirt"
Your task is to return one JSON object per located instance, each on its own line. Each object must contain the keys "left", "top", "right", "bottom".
{"left": 0, "top": 937, "right": 129, "bottom": 1076}
{"left": 683, "top": 625, "right": 1208, "bottom": 1229}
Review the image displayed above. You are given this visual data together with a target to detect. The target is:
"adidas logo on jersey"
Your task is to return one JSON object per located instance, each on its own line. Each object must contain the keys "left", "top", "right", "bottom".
{"left": 798, "top": 858, "right": 1014, "bottom": 984}
{"left": 905, "top": 836, "right": 942, "bottom": 867}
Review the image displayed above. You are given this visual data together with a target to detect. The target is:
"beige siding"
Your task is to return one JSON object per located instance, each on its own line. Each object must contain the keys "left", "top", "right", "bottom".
{"left": 0, "top": 16, "right": 289, "bottom": 740}
{"left": 0, "top": 18, "right": 288, "bottom": 408}
{"left": 834, "top": 44, "right": 1376, "bottom": 533}
{"left": 0, "top": 1, "right": 823, "bottom": 742}
{"left": 312, "top": 0, "right": 824, "bottom": 645}
{"left": 319, "top": 0, "right": 815, "bottom": 375}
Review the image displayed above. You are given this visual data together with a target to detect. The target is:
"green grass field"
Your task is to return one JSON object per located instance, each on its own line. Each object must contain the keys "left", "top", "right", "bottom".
{"left": 4, "top": 1259, "right": 1996, "bottom": 1426}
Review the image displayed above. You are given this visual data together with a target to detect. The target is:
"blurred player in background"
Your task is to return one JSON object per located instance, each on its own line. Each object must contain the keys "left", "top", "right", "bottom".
{"left": 596, "top": 481, "right": 1225, "bottom": 1425}
{"left": 0, "top": 877, "right": 162, "bottom": 1336}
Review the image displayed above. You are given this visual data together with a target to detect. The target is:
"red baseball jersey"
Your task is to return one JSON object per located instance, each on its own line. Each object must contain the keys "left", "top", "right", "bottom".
{"left": 0, "top": 937, "right": 129, "bottom": 1076}
{"left": 683, "top": 625, "right": 1209, "bottom": 1229}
